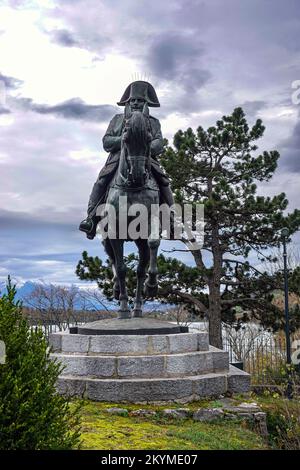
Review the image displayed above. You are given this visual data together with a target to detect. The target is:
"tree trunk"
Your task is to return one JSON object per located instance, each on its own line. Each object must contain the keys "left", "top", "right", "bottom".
{"left": 208, "top": 172, "right": 223, "bottom": 349}
{"left": 208, "top": 280, "right": 222, "bottom": 348}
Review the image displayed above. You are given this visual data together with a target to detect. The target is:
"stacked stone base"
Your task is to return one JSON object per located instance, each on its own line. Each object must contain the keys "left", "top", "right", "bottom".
{"left": 49, "top": 330, "right": 250, "bottom": 403}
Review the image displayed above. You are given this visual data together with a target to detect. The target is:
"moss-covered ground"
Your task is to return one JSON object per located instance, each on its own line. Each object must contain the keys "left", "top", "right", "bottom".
{"left": 77, "top": 399, "right": 268, "bottom": 450}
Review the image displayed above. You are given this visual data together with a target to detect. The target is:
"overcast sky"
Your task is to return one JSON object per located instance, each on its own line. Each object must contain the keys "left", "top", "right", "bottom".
{"left": 0, "top": 0, "right": 299, "bottom": 285}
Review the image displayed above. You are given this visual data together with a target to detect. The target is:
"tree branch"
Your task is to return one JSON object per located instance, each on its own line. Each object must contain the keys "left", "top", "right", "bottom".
{"left": 163, "top": 288, "right": 208, "bottom": 314}
{"left": 222, "top": 258, "right": 264, "bottom": 276}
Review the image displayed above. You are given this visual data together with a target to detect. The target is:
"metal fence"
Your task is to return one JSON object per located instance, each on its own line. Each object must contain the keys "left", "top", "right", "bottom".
{"left": 31, "top": 321, "right": 87, "bottom": 338}
{"left": 222, "top": 326, "right": 300, "bottom": 385}
{"left": 182, "top": 321, "right": 298, "bottom": 385}
{"left": 28, "top": 311, "right": 116, "bottom": 339}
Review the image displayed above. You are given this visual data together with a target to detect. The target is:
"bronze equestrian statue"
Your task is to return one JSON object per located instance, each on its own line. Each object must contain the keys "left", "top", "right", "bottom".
{"left": 79, "top": 81, "right": 174, "bottom": 239}
{"left": 79, "top": 81, "right": 174, "bottom": 319}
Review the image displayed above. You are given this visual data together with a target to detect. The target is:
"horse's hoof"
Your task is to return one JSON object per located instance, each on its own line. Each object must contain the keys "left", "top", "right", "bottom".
{"left": 132, "top": 309, "right": 143, "bottom": 318}
{"left": 144, "top": 282, "right": 158, "bottom": 298}
{"left": 117, "top": 309, "right": 131, "bottom": 319}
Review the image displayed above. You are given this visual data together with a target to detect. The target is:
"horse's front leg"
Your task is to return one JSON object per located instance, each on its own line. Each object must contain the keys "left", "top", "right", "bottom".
{"left": 144, "top": 238, "right": 160, "bottom": 298}
{"left": 111, "top": 263, "right": 120, "bottom": 300}
{"left": 102, "top": 239, "right": 119, "bottom": 300}
{"left": 133, "top": 239, "right": 149, "bottom": 317}
{"left": 109, "top": 239, "right": 131, "bottom": 319}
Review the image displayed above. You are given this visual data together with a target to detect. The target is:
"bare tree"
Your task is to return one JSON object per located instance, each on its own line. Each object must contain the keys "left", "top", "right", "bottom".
{"left": 265, "top": 247, "right": 300, "bottom": 275}
{"left": 170, "top": 305, "right": 195, "bottom": 327}
{"left": 24, "top": 282, "right": 81, "bottom": 333}
{"left": 77, "top": 288, "right": 111, "bottom": 314}
{"left": 222, "top": 322, "right": 267, "bottom": 362}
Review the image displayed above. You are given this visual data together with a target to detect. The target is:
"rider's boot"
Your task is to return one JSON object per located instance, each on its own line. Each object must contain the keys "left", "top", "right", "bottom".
{"left": 79, "top": 213, "right": 98, "bottom": 239}
{"left": 79, "top": 177, "right": 108, "bottom": 240}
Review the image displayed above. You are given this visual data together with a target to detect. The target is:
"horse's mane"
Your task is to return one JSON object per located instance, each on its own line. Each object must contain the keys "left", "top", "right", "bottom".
{"left": 126, "top": 111, "right": 149, "bottom": 155}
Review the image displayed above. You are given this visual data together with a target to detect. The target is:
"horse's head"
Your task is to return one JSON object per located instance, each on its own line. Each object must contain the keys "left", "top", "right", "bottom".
{"left": 123, "top": 103, "right": 151, "bottom": 187}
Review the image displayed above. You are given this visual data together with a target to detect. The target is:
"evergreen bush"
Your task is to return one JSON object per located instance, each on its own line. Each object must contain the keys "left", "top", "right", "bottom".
{"left": 0, "top": 278, "right": 81, "bottom": 449}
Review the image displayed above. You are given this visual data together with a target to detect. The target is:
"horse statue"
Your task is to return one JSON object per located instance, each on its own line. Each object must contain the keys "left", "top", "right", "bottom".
{"left": 100, "top": 103, "right": 161, "bottom": 319}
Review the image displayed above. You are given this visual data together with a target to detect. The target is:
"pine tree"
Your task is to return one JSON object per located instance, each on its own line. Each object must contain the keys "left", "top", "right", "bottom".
{"left": 158, "top": 107, "right": 300, "bottom": 347}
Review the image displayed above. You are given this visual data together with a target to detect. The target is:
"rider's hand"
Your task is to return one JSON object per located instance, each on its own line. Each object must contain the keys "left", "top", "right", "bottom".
{"left": 122, "top": 130, "right": 129, "bottom": 144}
{"left": 122, "top": 123, "right": 130, "bottom": 144}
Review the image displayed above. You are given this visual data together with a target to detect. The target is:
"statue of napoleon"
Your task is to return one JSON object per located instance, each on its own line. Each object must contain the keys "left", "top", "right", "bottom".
{"left": 79, "top": 80, "right": 174, "bottom": 239}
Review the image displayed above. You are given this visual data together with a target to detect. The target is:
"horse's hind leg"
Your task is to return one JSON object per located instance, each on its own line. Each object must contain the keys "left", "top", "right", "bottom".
{"left": 109, "top": 239, "right": 131, "bottom": 319}
{"left": 144, "top": 238, "right": 160, "bottom": 298}
{"left": 102, "top": 239, "right": 120, "bottom": 300}
{"left": 132, "top": 239, "right": 149, "bottom": 318}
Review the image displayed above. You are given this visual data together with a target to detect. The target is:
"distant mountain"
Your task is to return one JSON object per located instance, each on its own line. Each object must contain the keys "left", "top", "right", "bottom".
{"left": 0, "top": 280, "right": 170, "bottom": 312}
{"left": 0, "top": 280, "right": 39, "bottom": 303}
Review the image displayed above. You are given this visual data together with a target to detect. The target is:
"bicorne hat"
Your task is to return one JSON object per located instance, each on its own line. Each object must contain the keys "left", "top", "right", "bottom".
{"left": 117, "top": 81, "right": 160, "bottom": 107}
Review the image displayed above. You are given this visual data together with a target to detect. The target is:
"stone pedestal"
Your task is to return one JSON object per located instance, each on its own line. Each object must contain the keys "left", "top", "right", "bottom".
{"left": 72, "top": 318, "right": 188, "bottom": 335}
{"left": 49, "top": 319, "right": 250, "bottom": 403}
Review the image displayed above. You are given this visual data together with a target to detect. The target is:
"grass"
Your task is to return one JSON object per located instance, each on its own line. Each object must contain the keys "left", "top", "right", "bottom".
{"left": 254, "top": 392, "right": 300, "bottom": 411}
{"left": 77, "top": 400, "right": 268, "bottom": 450}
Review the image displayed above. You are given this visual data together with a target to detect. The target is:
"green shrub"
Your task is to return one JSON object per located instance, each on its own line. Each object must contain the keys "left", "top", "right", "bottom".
{"left": 257, "top": 381, "right": 300, "bottom": 450}
{"left": 0, "top": 278, "right": 81, "bottom": 449}
{"left": 261, "top": 363, "right": 300, "bottom": 387}
{"left": 266, "top": 405, "right": 300, "bottom": 450}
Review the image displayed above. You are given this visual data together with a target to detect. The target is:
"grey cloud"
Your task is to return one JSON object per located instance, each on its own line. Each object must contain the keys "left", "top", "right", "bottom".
{"left": 147, "top": 32, "right": 211, "bottom": 92}
{"left": 50, "top": 0, "right": 210, "bottom": 92}
{"left": 32, "top": 98, "right": 117, "bottom": 122}
{"left": 18, "top": 97, "right": 117, "bottom": 122}
{"left": 47, "top": 0, "right": 299, "bottom": 100}
{"left": 0, "top": 107, "right": 11, "bottom": 115}
{"left": 239, "top": 100, "right": 267, "bottom": 117}
{"left": 0, "top": 209, "right": 107, "bottom": 284}
{"left": 172, "top": 0, "right": 300, "bottom": 46}
{"left": 5, "top": 0, "right": 27, "bottom": 6}
{"left": 0, "top": 208, "right": 73, "bottom": 231}
{"left": 0, "top": 107, "right": 105, "bottom": 219}
{"left": 0, "top": 256, "right": 80, "bottom": 285}
{"left": 47, "top": 2, "right": 112, "bottom": 56}
{"left": 0, "top": 207, "right": 107, "bottom": 283}
{"left": 0, "top": 72, "right": 23, "bottom": 90}
{"left": 145, "top": 32, "right": 212, "bottom": 114}
{"left": 51, "top": 28, "right": 79, "bottom": 47}
{"left": 279, "top": 113, "right": 300, "bottom": 173}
